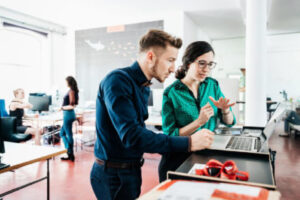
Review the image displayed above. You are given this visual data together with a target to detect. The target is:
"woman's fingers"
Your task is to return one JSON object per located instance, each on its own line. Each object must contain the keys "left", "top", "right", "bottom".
{"left": 227, "top": 102, "right": 236, "bottom": 108}
{"left": 209, "top": 96, "right": 217, "bottom": 104}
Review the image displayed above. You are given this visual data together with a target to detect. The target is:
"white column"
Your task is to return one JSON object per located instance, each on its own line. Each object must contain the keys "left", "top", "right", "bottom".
{"left": 245, "top": 0, "right": 267, "bottom": 126}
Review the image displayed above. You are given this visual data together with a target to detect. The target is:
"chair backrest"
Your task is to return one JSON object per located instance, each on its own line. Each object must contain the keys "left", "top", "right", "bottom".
{"left": 0, "top": 117, "right": 17, "bottom": 141}
{"left": 0, "top": 99, "right": 9, "bottom": 117}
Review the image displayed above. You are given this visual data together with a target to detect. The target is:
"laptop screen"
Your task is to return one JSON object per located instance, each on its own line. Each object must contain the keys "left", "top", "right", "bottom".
{"left": 263, "top": 103, "right": 286, "bottom": 140}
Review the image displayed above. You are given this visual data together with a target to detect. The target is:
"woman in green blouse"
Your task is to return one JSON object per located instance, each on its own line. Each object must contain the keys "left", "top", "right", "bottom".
{"left": 158, "top": 41, "right": 236, "bottom": 182}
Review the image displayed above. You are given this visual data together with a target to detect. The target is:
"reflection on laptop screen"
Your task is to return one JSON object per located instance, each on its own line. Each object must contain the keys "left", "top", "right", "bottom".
{"left": 269, "top": 103, "right": 286, "bottom": 123}
{"left": 264, "top": 103, "right": 286, "bottom": 139}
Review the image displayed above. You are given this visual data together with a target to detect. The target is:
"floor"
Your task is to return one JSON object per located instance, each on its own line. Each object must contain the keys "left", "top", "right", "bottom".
{"left": 268, "top": 122, "right": 300, "bottom": 200}
{"left": 1, "top": 122, "right": 299, "bottom": 200}
{"left": 0, "top": 143, "right": 161, "bottom": 200}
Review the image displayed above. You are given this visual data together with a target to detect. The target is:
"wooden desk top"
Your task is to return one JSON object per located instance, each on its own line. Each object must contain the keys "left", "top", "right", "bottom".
{"left": 0, "top": 142, "right": 66, "bottom": 174}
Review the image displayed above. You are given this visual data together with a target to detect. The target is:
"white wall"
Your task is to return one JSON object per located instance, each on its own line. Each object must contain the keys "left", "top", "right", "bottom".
{"left": 212, "top": 33, "right": 300, "bottom": 102}
{"left": 267, "top": 34, "right": 300, "bottom": 101}
{"left": 0, "top": 7, "right": 69, "bottom": 107}
{"left": 164, "top": 13, "right": 211, "bottom": 89}
{"left": 0, "top": 26, "right": 50, "bottom": 101}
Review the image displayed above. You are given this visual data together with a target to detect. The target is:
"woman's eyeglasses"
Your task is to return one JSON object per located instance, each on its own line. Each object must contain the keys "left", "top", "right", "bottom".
{"left": 195, "top": 60, "right": 217, "bottom": 70}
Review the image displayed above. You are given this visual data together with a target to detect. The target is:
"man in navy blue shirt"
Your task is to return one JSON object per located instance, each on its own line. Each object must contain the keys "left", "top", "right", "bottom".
{"left": 90, "top": 29, "right": 214, "bottom": 200}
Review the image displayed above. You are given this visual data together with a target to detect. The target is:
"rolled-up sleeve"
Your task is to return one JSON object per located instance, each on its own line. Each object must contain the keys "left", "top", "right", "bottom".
{"left": 102, "top": 73, "right": 189, "bottom": 153}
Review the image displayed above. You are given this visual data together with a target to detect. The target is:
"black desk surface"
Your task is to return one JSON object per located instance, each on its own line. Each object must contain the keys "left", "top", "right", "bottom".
{"left": 175, "top": 150, "right": 275, "bottom": 187}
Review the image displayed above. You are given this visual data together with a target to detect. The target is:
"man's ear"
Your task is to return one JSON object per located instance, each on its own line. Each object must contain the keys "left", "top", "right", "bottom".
{"left": 146, "top": 50, "right": 156, "bottom": 64}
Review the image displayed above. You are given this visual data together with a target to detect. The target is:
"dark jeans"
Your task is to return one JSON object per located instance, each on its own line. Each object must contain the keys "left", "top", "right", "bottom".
{"left": 158, "top": 152, "right": 190, "bottom": 182}
{"left": 285, "top": 111, "right": 300, "bottom": 132}
{"left": 60, "top": 110, "right": 76, "bottom": 154}
{"left": 90, "top": 162, "right": 142, "bottom": 200}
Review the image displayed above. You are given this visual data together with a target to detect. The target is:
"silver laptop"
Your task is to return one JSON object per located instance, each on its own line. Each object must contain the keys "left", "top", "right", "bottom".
{"left": 210, "top": 104, "right": 286, "bottom": 153}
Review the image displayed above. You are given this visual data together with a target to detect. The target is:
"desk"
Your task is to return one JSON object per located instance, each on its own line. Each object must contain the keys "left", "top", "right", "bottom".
{"left": 138, "top": 179, "right": 280, "bottom": 200}
{"left": 0, "top": 142, "right": 66, "bottom": 199}
{"left": 23, "top": 113, "right": 63, "bottom": 145}
{"left": 24, "top": 112, "right": 63, "bottom": 127}
{"left": 145, "top": 115, "right": 162, "bottom": 126}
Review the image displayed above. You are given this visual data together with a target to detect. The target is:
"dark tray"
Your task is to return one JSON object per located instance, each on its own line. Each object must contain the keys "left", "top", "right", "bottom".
{"left": 168, "top": 149, "right": 275, "bottom": 189}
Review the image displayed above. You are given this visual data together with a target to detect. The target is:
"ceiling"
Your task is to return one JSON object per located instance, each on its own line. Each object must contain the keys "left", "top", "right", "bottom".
{"left": 0, "top": 0, "right": 299, "bottom": 40}
{"left": 188, "top": 0, "right": 300, "bottom": 39}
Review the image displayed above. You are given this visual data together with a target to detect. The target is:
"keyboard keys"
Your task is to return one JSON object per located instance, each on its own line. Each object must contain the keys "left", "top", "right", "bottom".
{"left": 226, "top": 137, "right": 253, "bottom": 151}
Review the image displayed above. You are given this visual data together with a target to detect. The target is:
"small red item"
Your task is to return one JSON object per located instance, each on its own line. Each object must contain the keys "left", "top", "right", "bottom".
{"left": 195, "top": 159, "right": 249, "bottom": 181}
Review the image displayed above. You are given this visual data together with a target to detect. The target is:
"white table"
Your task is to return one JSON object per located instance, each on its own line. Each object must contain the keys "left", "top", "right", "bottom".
{"left": 0, "top": 142, "right": 66, "bottom": 200}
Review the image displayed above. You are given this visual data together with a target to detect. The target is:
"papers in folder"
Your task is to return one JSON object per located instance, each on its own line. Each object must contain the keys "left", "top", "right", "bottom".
{"left": 158, "top": 181, "right": 264, "bottom": 200}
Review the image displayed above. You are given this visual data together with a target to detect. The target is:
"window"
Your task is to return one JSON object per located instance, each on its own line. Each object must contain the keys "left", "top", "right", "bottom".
{"left": 0, "top": 26, "right": 50, "bottom": 102}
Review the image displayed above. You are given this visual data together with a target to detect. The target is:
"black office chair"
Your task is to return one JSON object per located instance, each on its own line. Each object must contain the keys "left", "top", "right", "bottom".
{"left": 266, "top": 97, "right": 277, "bottom": 120}
{"left": 0, "top": 117, "right": 32, "bottom": 143}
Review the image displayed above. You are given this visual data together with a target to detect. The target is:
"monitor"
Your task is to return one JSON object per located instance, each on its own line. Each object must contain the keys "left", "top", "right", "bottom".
{"left": 29, "top": 95, "right": 50, "bottom": 113}
{"left": 48, "top": 95, "right": 52, "bottom": 106}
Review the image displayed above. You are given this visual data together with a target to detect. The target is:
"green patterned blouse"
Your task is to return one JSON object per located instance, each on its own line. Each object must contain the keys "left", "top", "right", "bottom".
{"left": 162, "top": 78, "right": 236, "bottom": 136}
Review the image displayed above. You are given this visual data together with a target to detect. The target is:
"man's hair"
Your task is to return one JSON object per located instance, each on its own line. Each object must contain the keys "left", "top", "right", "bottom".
{"left": 139, "top": 29, "right": 182, "bottom": 52}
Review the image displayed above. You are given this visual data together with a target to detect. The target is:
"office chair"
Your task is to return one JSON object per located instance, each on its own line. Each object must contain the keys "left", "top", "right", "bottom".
{"left": 0, "top": 117, "right": 32, "bottom": 143}
{"left": 0, "top": 99, "right": 32, "bottom": 143}
{"left": 0, "top": 99, "right": 9, "bottom": 117}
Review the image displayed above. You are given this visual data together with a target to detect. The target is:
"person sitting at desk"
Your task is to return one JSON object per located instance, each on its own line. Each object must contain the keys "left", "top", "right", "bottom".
{"left": 9, "top": 88, "right": 43, "bottom": 143}
{"left": 59, "top": 76, "right": 79, "bottom": 162}
{"left": 158, "top": 41, "right": 236, "bottom": 182}
{"left": 280, "top": 107, "right": 300, "bottom": 137}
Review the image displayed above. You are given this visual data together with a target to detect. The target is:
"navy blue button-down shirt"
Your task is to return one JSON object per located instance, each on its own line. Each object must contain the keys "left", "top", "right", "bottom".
{"left": 94, "top": 61, "right": 189, "bottom": 162}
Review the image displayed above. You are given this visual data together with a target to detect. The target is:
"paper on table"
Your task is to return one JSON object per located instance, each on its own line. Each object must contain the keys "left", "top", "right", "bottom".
{"left": 217, "top": 183, "right": 260, "bottom": 197}
{"left": 188, "top": 163, "right": 206, "bottom": 175}
{"left": 158, "top": 181, "right": 216, "bottom": 200}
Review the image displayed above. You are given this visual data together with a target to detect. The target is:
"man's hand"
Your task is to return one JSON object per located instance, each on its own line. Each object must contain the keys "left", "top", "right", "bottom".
{"left": 190, "top": 129, "right": 214, "bottom": 151}
{"left": 209, "top": 96, "right": 235, "bottom": 112}
{"left": 198, "top": 103, "right": 214, "bottom": 126}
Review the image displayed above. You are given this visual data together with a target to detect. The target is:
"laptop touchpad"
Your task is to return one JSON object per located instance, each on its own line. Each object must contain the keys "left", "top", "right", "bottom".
{"left": 210, "top": 135, "right": 231, "bottom": 149}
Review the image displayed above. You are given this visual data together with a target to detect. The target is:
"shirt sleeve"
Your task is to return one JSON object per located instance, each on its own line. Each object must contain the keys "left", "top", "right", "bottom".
{"left": 102, "top": 72, "right": 189, "bottom": 154}
{"left": 215, "top": 83, "right": 236, "bottom": 127}
{"left": 69, "top": 90, "right": 76, "bottom": 106}
{"left": 162, "top": 91, "right": 180, "bottom": 136}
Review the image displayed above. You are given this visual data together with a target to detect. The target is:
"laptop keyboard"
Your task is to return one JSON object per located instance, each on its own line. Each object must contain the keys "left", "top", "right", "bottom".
{"left": 226, "top": 137, "right": 253, "bottom": 151}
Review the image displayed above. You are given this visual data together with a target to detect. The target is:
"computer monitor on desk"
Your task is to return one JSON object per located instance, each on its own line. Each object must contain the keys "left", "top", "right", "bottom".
{"left": 29, "top": 95, "right": 51, "bottom": 113}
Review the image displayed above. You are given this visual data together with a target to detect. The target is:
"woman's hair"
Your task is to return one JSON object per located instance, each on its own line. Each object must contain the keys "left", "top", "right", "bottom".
{"left": 66, "top": 76, "right": 79, "bottom": 93}
{"left": 175, "top": 41, "right": 215, "bottom": 79}
{"left": 13, "top": 88, "right": 24, "bottom": 97}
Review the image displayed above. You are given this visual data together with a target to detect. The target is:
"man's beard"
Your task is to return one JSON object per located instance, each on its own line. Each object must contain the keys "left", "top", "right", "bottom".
{"left": 151, "top": 60, "right": 164, "bottom": 83}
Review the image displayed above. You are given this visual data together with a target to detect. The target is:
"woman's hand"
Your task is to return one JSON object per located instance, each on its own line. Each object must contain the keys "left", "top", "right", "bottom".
{"left": 209, "top": 96, "right": 235, "bottom": 112}
{"left": 198, "top": 103, "right": 214, "bottom": 126}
